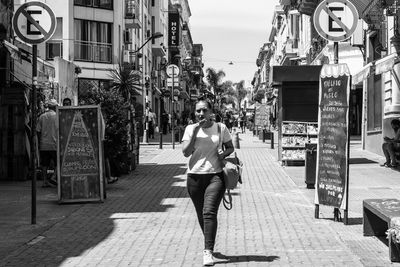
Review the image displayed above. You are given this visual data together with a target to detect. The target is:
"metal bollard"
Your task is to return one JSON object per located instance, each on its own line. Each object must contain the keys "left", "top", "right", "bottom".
{"left": 159, "top": 132, "right": 163, "bottom": 149}
{"left": 262, "top": 129, "right": 266, "bottom": 143}
{"left": 136, "top": 134, "right": 140, "bottom": 164}
{"left": 270, "top": 131, "right": 274, "bottom": 149}
{"left": 233, "top": 131, "right": 240, "bottom": 149}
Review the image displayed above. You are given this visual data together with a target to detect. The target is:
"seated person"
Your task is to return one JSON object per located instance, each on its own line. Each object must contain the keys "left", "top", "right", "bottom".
{"left": 382, "top": 118, "right": 400, "bottom": 167}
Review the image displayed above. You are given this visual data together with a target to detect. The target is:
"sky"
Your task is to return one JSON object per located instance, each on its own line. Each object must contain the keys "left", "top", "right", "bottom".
{"left": 189, "top": 0, "right": 280, "bottom": 87}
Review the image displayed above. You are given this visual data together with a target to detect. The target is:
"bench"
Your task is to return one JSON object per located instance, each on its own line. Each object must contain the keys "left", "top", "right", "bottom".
{"left": 363, "top": 199, "right": 400, "bottom": 262}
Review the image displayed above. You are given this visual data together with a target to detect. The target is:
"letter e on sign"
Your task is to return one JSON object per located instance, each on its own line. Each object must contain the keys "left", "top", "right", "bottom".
{"left": 313, "top": 0, "right": 358, "bottom": 42}
{"left": 13, "top": 1, "right": 56, "bottom": 44}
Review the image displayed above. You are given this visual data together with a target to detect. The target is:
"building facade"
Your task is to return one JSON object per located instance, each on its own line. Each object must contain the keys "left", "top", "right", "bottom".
{"left": 259, "top": 0, "right": 395, "bottom": 156}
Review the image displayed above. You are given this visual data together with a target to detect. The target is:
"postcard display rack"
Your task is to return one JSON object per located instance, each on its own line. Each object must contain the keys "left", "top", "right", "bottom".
{"left": 281, "top": 121, "right": 318, "bottom": 165}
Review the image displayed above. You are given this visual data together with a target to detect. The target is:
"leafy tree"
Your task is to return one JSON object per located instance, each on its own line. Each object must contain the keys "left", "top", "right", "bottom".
{"left": 253, "top": 88, "right": 266, "bottom": 103}
{"left": 80, "top": 84, "right": 132, "bottom": 174}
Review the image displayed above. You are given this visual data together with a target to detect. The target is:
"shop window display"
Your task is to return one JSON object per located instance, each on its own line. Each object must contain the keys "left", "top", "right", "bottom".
{"left": 281, "top": 121, "right": 318, "bottom": 164}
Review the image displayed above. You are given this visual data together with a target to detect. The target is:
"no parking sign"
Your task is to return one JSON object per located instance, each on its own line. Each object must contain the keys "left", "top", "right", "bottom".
{"left": 313, "top": 0, "right": 358, "bottom": 42}
{"left": 12, "top": 1, "right": 56, "bottom": 44}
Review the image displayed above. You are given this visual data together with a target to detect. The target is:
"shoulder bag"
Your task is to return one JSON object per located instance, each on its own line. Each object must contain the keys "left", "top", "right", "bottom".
{"left": 217, "top": 123, "right": 243, "bottom": 210}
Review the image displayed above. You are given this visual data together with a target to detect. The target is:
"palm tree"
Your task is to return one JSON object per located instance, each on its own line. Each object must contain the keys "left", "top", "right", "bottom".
{"left": 205, "top": 67, "right": 225, "bottom": 97}
{"left": 109, "top": 64, "right": 142, "bottom": 101}
{"left": 235, "top": 80, "right": 247, "bottom": 109}
{"left": 220, "top": 80, "right": 237, "bottom": 109}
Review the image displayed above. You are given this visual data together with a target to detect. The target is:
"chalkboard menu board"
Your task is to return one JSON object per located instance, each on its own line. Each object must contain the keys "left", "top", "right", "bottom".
{"left": 315, "top": 64, "right": 350, "bottom": 209}
{"left": 57, "top": 106, "right": 103, "bottom": 203}
{"left": 255, "top": 104, "right": 270, "bottom": 127}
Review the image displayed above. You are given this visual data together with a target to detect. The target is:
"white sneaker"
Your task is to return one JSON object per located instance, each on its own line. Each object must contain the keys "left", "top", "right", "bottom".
{"left": 203, "top": 250, "right": 214, "bottom": 266}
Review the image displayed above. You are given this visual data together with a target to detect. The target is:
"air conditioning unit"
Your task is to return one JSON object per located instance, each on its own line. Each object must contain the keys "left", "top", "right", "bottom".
{"left": 124, "top": 30, "right": 132, "bottom": 44}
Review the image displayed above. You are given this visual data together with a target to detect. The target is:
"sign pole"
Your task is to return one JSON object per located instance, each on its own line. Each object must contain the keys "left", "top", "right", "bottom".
{"left": 172, "top": 69, "right": 175, "bottom": 149}
{"left": 31, "top": 44, "right": 38, "bottom": 225}
{"left": 334, "top": 42, "right": 339, "bottom": 64}
{"left": 333, "top": 41, "right": 341, "bottom": 222}
{"left": 12, "top": 1, "right": 56, "bottom": 224}
{"left": 344, "top": 79, "right": 351, "bottom": 225}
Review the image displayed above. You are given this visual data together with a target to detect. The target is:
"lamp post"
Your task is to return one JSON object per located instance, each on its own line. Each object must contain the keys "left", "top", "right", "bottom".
{"left": 131, "top": 32, "right": 163, "bottom": 144}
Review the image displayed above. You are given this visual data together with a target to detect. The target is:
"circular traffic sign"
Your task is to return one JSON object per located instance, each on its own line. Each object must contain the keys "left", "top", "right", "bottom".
{"left": 166, "top": 64, "right": 179, "bottom": 77}
{"left": 313, "top": 0, "right": 358, "bottom": 42}
{"left": 13, "top": 1, "right": 56, "bottom": 44}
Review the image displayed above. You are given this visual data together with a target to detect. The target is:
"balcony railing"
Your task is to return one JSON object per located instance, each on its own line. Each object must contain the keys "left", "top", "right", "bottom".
{"left": 125, "top": 0, "right": 138, "bottom": 19}
{"left": 74, "top": 40, "right": 112, "bottom": 63}
{"left": 125, "top": 0, "right": 141, "bottom": 28}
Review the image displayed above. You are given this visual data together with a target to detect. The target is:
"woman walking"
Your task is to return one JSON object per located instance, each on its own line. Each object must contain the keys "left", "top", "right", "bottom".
{"left": 182, "top": 99, "right": 234, "bottom": 266}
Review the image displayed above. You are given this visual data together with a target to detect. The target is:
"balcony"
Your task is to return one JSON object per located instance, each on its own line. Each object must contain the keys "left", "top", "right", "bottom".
{"left": 74, "top": 40, "right": 112, "bottom": 63}
{"left": 125, "top": 0, "right": 141, "bottom": 29}
{"left": 152, "top": 43, "right": 166, "bottom": 57}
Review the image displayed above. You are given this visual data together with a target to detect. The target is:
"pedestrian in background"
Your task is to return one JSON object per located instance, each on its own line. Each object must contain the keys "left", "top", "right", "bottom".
{"left": 148, "top": 108, "right": 156, "bottom": 139}
{"left": 182, "top": 99, "right": 234, "bottom": 266}
{"left": 161, "top": 111, "right": 168, "bottom": 134}
{"left": 37, "top": 99, "right": 58, "bottom": 187}
{"left": 381, "top": 118, "right": 400, "bottom": 167}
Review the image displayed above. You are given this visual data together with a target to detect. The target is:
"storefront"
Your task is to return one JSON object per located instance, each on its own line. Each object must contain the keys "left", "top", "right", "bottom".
{"left": 272, "top": 65, "right": 322, "bottom": 165}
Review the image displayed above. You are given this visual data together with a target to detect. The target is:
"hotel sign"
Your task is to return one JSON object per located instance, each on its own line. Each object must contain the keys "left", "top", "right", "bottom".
{"left": 168, "top": 12, "right": 180, "bottom": 47}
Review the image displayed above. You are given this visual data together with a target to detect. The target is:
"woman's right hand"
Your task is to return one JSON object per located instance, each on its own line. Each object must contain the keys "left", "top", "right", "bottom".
{"left": 195, "top": 119, "right": 207, "bottom": 129}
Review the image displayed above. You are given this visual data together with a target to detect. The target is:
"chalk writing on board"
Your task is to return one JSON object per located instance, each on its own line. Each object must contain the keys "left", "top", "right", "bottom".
{"left": 61, "top": 111, "right": 98, "bottom": 176}
{"left": 316, "top": 74, "right": 349, "bottom": 208}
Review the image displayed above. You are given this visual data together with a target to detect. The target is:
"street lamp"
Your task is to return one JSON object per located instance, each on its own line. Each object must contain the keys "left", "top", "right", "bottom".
{"left": 133, "top": 32, "right": 163, "bottom": 144}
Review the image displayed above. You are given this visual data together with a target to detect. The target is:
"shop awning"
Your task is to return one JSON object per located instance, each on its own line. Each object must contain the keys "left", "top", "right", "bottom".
{"left": 179, "top": 91, "right": 189, "bottom": 100}
{"left": 375, "top": 53, "right": 398, "bottom": 75}
{"left": 153, "top": 85, "right": 162, "bottom": 95}
{"left": 272, "top": 65, "right": 322, "bottom": 82}
{"left": 352, "top": 62, "right": 373, "bottom": 85}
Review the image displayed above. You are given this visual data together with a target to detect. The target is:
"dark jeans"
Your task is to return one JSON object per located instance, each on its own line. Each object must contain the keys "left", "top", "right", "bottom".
{"left": 187, "top": 172, "right": 225, "bottom": 251}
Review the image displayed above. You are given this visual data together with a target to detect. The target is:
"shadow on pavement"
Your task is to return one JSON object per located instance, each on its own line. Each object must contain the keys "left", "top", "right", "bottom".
{"left": 346, "top": 217, "right": 363, "bottom": 225}
{"left": 349, "top": 158, "right": 378, "bottom": 164}
{"left": 213, "top": 252, "right": 279, "bottom": 264}
{"left": 1, "top": 162, "right": 188, "bottom": 266}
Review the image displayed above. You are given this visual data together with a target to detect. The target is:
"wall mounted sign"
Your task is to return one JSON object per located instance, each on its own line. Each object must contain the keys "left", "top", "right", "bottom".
{"left": 168, "top": 12, "right": 180, "bottom": 47}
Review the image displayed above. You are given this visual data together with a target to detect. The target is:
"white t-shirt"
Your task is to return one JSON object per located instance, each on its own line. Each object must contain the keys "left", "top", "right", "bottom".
{"left": 182, "top": 122, "right": 232, "bottom": 174}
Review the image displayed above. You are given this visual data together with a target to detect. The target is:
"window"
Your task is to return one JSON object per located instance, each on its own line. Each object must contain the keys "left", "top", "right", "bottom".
{"left": 367, "top": 36, "right": 383, "bottom": 131}
{"left": 78, "top": 78, "right": 112, "bottom": 99}
{"left": 46, "top": 42, "right": 62, "bottom": 60}
{"left": 74, "top": 19, "right": 112, "bottom": 63}
{"left": 151, "top": 16, "right": 155, "bottom": 44}
{"left": 74, "top": 0, "right": 113, "bottom": 10}
{"left": 46, "top": 18, "right": 63, "bottom": 60}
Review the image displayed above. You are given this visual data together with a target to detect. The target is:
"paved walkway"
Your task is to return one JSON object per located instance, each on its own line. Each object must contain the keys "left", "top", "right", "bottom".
{"left": 0, "top": 129, "right": 399, "bottom": 266}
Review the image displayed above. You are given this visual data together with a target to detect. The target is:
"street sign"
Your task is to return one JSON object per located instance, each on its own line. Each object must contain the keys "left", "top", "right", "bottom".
{"left": 13, "top": 1, "right": 56, "bottom": 44}
{"left": 167, "top": 77, "right": 179, "bottom": 87}
{"left": 313, "top": 0, "right": 358, "bottom": 42}
{"left": 166, "top": 64, "right": 179, "bottom": 77}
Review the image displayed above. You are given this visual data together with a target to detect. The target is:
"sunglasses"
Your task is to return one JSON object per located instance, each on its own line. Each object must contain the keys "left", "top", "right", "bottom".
{"left": 196, "top": 108, "right": 209, "bottom": 113}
